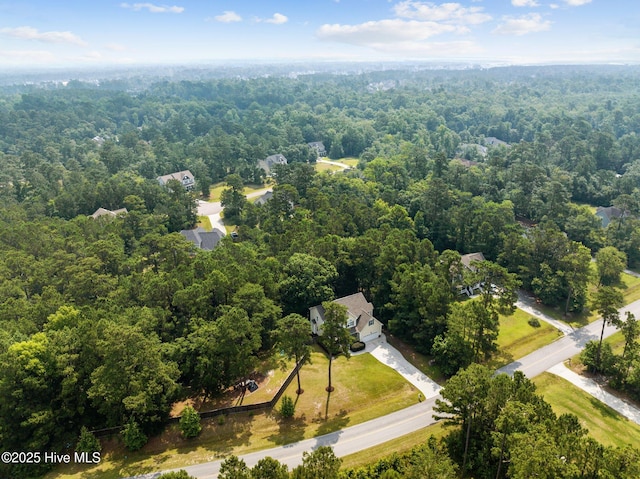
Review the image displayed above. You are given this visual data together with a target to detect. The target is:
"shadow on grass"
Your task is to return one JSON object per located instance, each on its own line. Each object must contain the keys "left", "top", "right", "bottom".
{"left": 267, "top": 415, "right": 307, "bottom": 446}
{"left": 588, "top": 396, "right": 624, "bottom": 422}
{"left": 485, "top": 350, "right": 515, "bottom": 370}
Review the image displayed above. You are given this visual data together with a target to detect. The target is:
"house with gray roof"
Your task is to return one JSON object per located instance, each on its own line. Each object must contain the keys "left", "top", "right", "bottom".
{"left": 258, "top": 154, "right": 287, "bottom": 176}
{"left": 308, "top": 141, "right": 327, "bottom": 157}
{"left": 157, "top": 170, "right": 196, "bottom": 190}
{"left": 254, "top": 190, "right": 273, "bottom": 206}
{"left": 180, "top": 227, "right": 225, "bottom": 251}
{"left": 309, "top": 292, "right": 383, "bottom": 343}
{"left": 596, "top": 206, "right": 625, "bottom": 228}
{"left": 459, "top": 252, "right": 486, "bottom": 296}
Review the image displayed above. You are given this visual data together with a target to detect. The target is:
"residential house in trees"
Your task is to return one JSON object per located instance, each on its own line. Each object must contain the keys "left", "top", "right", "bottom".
{"left": 595, "top": 206, "right": 625, "bottom": 228}
{"left": 180, "top": 227, "right": 225, "bottom": 251}
{"left": 308, "top": 141, "right": 327, "bottom": 157}
{"left": 258, "top": 154, "right": 287, "bottom": 176}
{"left": 309, "top": 292, "right": 383, "bottom": 343}
{"left": 458, "top": 252, "right": 486, "bottom": 296}
{"left": 254, "top": 190, "right": 273, "bottom": 206}
{"left": 157, "top": 170, "right": 196, "bottom": 190}
{"left": 90, "top": 207, "right": 128, "bottom": 219}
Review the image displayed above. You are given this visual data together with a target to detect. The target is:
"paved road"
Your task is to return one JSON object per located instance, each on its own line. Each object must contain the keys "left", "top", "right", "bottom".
{"left": 499, "top": 300, "right": 640, "bottom": 378}
{"left": 128, "top": 298, "right": 640, "bottom": 479}
{"left": 317, "top": 159, "right": 350, "bottom": 170}
{"left": 129, "top": 398, "right": 439, "bottom": 479}
{"left": 196, "top": 188, "right": 272, "bottom": 234}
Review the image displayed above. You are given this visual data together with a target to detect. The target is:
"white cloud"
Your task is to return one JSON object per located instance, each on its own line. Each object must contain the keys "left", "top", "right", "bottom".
{"left": 512, "top": 0, "right": 540, "bottom": 6}
{"left": 564, "top": 0, "right": 591, "bottom": 5}
{"left": 105, "top": 43, "right": 127, "bottom": 51}
{"left": 0, "top": 49, "right": 56, "bottom": 62}
{"left": 493, "top": 13, "right": 551, "bottom": 35}
{"left": 393, "top": 1, "right": 492, "bottom": 25}
{"left": 0, "top": 26, "right": 87, "bottom": 46}
{"left": 214, "top": 11, "right": 242, "bottom": 23}
{"left": 264, "top": 13, "right": 288, "bottom": 25}
{"left": 120, "top": 3, "right": 184, "bottom": 13}
{"left": 317, "top": 19, "right": 465, "bottom": 45}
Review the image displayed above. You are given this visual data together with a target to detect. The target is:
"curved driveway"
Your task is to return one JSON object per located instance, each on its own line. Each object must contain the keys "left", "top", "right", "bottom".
{"left": 128, "top": 297, "right": 640, "bottom": 479}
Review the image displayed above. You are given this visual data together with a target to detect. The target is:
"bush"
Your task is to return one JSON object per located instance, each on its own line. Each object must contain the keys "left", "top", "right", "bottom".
{"left": 280, "top": 395, "right": 295, "bottom": 418}
{"left": 527, "top": 317, "right": 541, "bottom": 328}
{"left": 158, "top": 471, "right": 197, "bottom": 479}
{"left": 179, "top": 405, "right": 202, "bottom": 439}
{"left": 75, "top": 426, "right": 101, "bottom": 454}
{"left": 120, "top": 419, "right": 147, "bottom": 451}
{"left": 580, "top": 340, "right": 617, "bottom": 375}
{"left": 350, "top": 341, "right": 366, "bottom": 352}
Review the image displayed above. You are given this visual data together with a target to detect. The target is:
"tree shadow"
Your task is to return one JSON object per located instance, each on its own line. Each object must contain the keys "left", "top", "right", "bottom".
{"left": 267, "top": 414, "right": 307, "bottom": 446}
{"left": 315, "top": 391, "right": 350, "bottom": 440}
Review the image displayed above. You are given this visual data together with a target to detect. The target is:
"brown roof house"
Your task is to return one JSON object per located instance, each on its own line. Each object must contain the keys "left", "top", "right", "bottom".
{"left": 309, "top": 292, "right": 383, "bottom": 343}
{"left": 157, "top": 170, "right": 196, "bottom": 190}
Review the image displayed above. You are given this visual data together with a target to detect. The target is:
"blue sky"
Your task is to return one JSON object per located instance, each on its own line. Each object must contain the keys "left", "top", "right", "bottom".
{"left": 0, "top": 1, "right": 638, "bottom": 67}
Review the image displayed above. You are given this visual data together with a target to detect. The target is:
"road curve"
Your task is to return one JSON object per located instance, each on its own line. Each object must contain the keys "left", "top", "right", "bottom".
{"left": 127, "top": 300, "right": 640, "bottom": 479}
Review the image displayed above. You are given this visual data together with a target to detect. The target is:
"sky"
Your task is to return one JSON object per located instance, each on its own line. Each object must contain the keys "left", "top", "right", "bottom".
{"left": 0, "top": 1, "right": 639, "bottom": 68}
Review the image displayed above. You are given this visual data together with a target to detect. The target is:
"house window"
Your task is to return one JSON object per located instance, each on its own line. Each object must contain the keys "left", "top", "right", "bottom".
{"left": 346, "top": 319, "right": 355, "bottom": 328}
{"left": 368, "top": 319, "right": 374, "bottom": 326}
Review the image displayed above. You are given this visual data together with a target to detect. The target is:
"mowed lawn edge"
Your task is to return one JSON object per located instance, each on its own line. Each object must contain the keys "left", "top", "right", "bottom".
{"left": 533, "top": 372, "right": 640, "bottom": 449}
{"left": 45, "top": 349, "right": 418, "bottom": 479}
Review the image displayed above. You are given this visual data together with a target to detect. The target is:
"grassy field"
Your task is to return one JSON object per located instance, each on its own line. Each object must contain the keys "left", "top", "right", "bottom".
{"left": 387, "top": 307, "right": 561, "bottom": 381}
{"left": 531, "top": 270, "right": 640, "bottom": 329}
{"left": 533, "top": 372, "right": 640, "bottom": 449}
{"left": 196, "top": 215, "right": 212, "bottom": 230}
{"left": 488, "top": 308, "right": 563, "bottom": 368}
{"left": 340, "top": 421, "right": 448, "bottom": 470}
{"left": 46, "top": 348, "right": 417, "bottom": 479}
{"left": 338, "top": 157, "right": 359, "bottom": 167}
{"left": 315, "top": 162, "right": 345, "bottom": 172}
{"left": 207, "top": 182, "right": 269, "bottom": 202}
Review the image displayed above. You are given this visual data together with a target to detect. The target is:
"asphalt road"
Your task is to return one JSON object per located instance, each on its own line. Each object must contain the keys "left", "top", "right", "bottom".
{"left": 128, "top": 298, "right": 640, "bottom": 479}
{"left": 127, "top": 299, "right": 640, "bottom": 479}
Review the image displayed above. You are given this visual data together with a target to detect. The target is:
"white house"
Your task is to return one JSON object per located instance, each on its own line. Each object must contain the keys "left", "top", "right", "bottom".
{"left": 309, "top": 292, "right": 383, "bottom": 343}
{"left": 157, "top": 170, "right": 196, "bottom": 190}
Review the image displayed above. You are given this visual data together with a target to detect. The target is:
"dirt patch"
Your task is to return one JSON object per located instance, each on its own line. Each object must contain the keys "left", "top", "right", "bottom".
{"left": 171, "top": 370, "right": 276, "bottom": 417}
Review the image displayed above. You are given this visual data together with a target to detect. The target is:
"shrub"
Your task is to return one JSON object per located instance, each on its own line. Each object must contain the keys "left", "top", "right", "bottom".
{"left": 350, "top": 341, "right": 366, "bottom": 352}
{"left": 279, "top": 395, "right": 295, "bottom": 418}
{"left": 527, "top": 317, "right": 541, "bottom": 328}
{"left": 179, "top": 405, "right": 202, "bottom": 439}
{"left": 75, "top": 426, "right": 101, "bottom": 454}
{"left": 120, "top": 419, "right": 147, "bottom": 451}
{"left": 158, "top": 471, "right": 197, "bottom": 479}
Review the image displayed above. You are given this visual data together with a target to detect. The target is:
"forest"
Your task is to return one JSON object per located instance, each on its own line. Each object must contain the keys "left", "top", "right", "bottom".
{"left": 1, "top": 64, "right": 640, "bottom": 478}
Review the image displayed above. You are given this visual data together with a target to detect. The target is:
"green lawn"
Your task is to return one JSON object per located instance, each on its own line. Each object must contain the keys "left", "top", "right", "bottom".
{"left": 47, "top": 348, "right": 417, "bottom": 479}
{"left": 620, "top": 271, "right": 640, "bottom": 304}
{"left": 532, "top": 270, "right": 640, "bottom": 329}
{"left": 338, "top": 157, "right": 359, "bottom": 167}
{"left": 488, "top": 308, "right": 563, "bottom": 368}
{"left": 386, "top": 334, "right": 447, "bottom": 384}
{"left": 315, "top": 162, "right": 344, "bottom": 172}
{"left": 533, "top": 372, "right": 640, "bottom": 449}
{"left": 196, "top": 215, "right": 212, "bottom": 230}
{"left": 208, "top": 182, "right": 269, "bottom": 202}
{"left": 340, "top": 421, "right": 447, "bottom": 470}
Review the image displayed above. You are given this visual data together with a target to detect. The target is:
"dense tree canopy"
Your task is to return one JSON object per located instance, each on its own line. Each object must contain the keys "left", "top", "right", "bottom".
{"left": 2, "top": 64, "right": 640, "bottom": 477}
